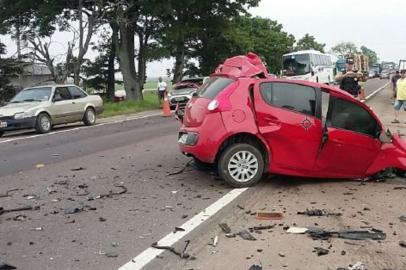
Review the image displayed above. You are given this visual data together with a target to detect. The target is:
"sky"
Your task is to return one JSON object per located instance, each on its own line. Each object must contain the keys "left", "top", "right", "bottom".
{"left": 1, "top": 0, "right": 405, "bottom": 78}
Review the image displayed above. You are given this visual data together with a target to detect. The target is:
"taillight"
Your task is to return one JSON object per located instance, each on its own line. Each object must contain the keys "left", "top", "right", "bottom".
{"left": 207, "top": 99, "right": 219, "bottom": 111}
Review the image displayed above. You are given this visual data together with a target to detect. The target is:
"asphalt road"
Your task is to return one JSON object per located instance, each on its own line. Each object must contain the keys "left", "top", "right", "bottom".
{"left": 0, "top": 78, "right": 390, "bottom": 270}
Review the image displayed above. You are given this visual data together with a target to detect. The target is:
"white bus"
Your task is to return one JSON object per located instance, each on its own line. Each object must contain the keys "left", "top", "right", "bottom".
{"left": 282, "top": 50, "right": 334, "bottom": 84}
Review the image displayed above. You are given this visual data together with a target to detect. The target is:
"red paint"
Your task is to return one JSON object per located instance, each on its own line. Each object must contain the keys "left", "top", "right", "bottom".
{"left": 179, "top": 53, "right": 406, "bottom": 180}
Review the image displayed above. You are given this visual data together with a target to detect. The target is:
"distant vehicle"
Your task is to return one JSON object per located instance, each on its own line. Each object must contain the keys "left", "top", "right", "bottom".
{"left": 369, "top": 70, "right": 377, "bottom": 78}
{"left": 0, "top": 85, "right": 103, "bottom": 137}
{"left": 380, "top": 70, "right": 390, "bottom": 80}
{"left": 371, "top": 63, "right": 381, "bottom": 77}
{"left": 399, "top": 60, "right": 406, "bottom": 71}
{"left": 168, "top": 77, "right": 209, "bottom": 110}
{"left": 178, "top": 53, "right": 406, "bottom": 187}
{"left": 282, "top": 50, "right": 334, "bottom": 84}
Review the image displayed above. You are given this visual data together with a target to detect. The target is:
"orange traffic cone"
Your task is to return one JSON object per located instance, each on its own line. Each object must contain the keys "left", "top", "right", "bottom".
{"left": 359, "top": 87, "right": 366, "bottom": 101}
{"left": 162, "top": 93, "right": 171, "bottom": 117}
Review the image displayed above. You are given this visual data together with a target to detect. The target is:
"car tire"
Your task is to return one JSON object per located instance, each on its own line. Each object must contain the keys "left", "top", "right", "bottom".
{"left": 83, "top": 107, "right": 96, "bottom": 126}
{"left": 35, "top": 113, "right": 52, "bottom": 134}
{"left": 218, "top": 143, "right": 265, "bottom": 188}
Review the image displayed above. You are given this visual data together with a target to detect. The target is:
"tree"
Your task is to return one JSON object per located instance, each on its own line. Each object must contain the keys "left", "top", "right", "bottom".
{"left": 190, "top": 16, "right": 295, "bottom": 76}
{"left": 158, "top": 0, "right": 259, "bottom": 83}
{"left": 0, "top": 42, "right": 21, "bottom": 103}
{"left": 331, "top": 42, "right": 358, "bottom": 55}
{"left": 295, "top": 34, "right": 325, "bottom": 53}
{"left": 360, "top": 46, "right": 379, "bottom": 66}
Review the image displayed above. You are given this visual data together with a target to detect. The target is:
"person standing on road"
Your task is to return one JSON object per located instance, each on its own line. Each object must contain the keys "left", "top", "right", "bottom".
{"left": 391, "top": 70, "right": 401, "bottom": 98}
{"left": 335, "top": 59, "right": 362, "bottom": 98}
{"left": 157, "top": 77, "right": 167, "bottom": 105}
{"left": 392, "top": 70, "right": 406, "bottom": 123}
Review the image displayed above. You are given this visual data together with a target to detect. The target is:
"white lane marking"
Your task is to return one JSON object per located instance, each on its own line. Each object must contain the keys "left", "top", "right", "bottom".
{"left": 119, "top": 187, "right": 248, "bottom": 270}
{"left": 0, "top": 112, "right": 162, "bottom": 145}
{"left": 363, "top": 82, "right": 390, "bottom": 103}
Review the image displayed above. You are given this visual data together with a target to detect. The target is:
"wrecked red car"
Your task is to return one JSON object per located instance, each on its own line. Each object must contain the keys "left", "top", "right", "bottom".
{"left": 178, "top": 52, "right": 406, "bottom": 187}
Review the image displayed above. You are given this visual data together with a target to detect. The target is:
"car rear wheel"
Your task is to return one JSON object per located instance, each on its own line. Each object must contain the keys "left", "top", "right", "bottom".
{"left": 35, "top": 113, "right": 51, "bottom": 134}
{"left": 218, "top": 143, "right": 264, "bottom": 188}
{"left": 83, "top": 107, "right": 96, "bottom": 126}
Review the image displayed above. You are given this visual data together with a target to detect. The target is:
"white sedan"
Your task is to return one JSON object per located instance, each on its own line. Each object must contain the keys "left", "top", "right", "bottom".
{"left": 0, "top": 84, "right": 103, "bottom": 136}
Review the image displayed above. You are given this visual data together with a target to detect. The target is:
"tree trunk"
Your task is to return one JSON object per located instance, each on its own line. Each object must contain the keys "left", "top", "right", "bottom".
{"left": 106, "top": 24, "right": 118, "bottom": 102}
{"left": 173, "top": 42, "right": 185, "bottom": 83}
{"left": 116, "top": 22, "right": 142, "bottom": 101}
{"left": 137, "top": 36, "right": 147, "bottom": 92}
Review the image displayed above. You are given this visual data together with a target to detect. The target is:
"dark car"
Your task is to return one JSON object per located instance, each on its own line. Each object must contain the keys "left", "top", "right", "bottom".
{"left": 178, "top": 53, "right": 406, "bottom": 188}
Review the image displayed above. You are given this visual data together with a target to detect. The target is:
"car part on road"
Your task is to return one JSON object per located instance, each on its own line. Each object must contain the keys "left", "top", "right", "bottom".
{"left": 210, "top": 235, "right": 218, "bottom": 247}
{"left": 218, "top": 143, "right": 265, "bottom": 188}
{"left": 64, "top": 207, "right": 83, "bottom": 215}
{"left": 0, "top": 260, "right": 16, "bottom": 270}
{"left": 167, "top": 160, "right": 192, "bottom": 176}
{"left": 248, "top": 264, "right": 263, "bottom": 270}
{"left": 236, "top": 230, "right": 257, "bottom": 241}
{"left": 151, "top": 240, "right": 192, "bottom": 260}
{"left": 218, "top": 223, "right": 231, "bottom": 234}
{"left": 297, "top": 209, "right": 342, "bottom": 217}
{"left": 70, "top": 167, "right": 86, "bottom": 171}
{"left": 255, "top": 211, "right": 283, "bottom": 220}
{"left": 399, "top": 215, "right": 406, "bottom": 222}
{"left": 91, "top": 184, "right": 127, "bottom": 200}
{"left": 83, "top": 107, "right": 96, "bottom": 126}
{"left": 0, "top": 205, "right": 40, "bottom": 216}
{"left": 399, "top": 241, "right": 406, "bottom": 248}
{"left": 248, "top": 225, "right": 275, "bottom": 232}
{"left": 287, "top": 227, "right": 309, "bottom": 234}
{"left": 35, "top": 113, "right": 52, "bottom": 134}
{"left": 173, "top": 227, "right": 185, "bottom": 233}
{"left": 307, "top": 227, "right": 386, "bottom": 241}
{"left": 0, "top": 189, "right": 20, "bottom": 198}
{"left": 313, "top": 247, "right": 329, "bottom": 256}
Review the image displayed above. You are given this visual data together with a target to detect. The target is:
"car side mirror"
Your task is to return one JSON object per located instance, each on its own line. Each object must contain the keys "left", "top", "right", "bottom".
{"left": 379, "top": 129, "right": 392, "bottom": 143}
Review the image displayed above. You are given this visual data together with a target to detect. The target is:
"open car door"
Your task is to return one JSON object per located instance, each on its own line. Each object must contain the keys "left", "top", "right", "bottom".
{"left": 315, "top": 95, "right": 382, "bottom": 178}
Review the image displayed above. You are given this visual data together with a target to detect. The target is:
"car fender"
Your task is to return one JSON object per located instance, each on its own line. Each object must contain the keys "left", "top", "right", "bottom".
{"left": 366, "top": 134, "right": 406, "bottom": 175}
{"left": 33, "top": 108, "right": 53, "bottom": 119}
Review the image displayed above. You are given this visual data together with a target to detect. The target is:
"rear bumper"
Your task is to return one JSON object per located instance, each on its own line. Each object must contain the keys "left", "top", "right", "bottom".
{"left": 0, "top": 117, "right": 36, "bottom": 132}
{"left": 178, "top": 113, "right": 226, "bottom": 163}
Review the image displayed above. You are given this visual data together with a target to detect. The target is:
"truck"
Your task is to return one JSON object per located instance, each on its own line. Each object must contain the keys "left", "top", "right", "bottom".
{"left": 335, "top": 54, "right": 369, "bottom": 81}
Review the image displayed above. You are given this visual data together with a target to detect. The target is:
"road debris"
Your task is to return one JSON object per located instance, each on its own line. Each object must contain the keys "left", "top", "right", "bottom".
{"left": 399, "top": 215, "right": 406, "bottom": 222}
{"left": 0, "top": 205, "right": 40, "bottom": 216}
{"left": 89, "top": 184, "right": 128, "bottom": 200}
{"left": 255, "top": 211, "right": 282, "bottom": 220}
{"left": 218, "top": 223, "right": 231, "bottom": 234}
{"left": 105, "top": 251, "right": 119, "bottom": 258}
{"left": 338, "top": 262, "right": 365, "bottom": 270}
{"left": 32, "top": 227, "right": 43, "bottom": 231}
{"left": 151, "top": 240, "right": 193, "bottom": 259}
{"left": 248, "top": 263, "right": 262, "bottom": 270}
{"left": 71, "top": 167, "right": 86, "bottom": 171}
{"left": 313, "top": 247, "right": 329, "bottom": 256}
{"left": 0, "top": 189, "right": 20, "bottom": 198}
{"left": 46, "top": 186, "right": 57, "bottom": 194}
{"left": 0, "top": 259, "right": 17, "bottom": 270}
{"left": 24, "top": 195, "right": 38, "bottom": 200}
{"left": 210, "top": 235, "right": 218, "bottom": 247}
{"left": 63, "top": 207, "right": 83, "bottom": 215}
{"left": 297, "top": 209, "right": 342, "bottom": 217}
{"left": 167, "top": 160, "right": 192, "bottom": 176}
{"left": 35, "top": 163, "right": 45, "bottom": 169}
{"left": 173, "top": 227, "right": 185, "bottom": 233}
{"left": 287, "top": 227, "right": 308, "bottom": 234}
{"left": 307, "top": 228, "right": 386, "bottom": 241}
{"left": 248, "top": 225, "right": 275, "bottom": 233}
{"left": 399, "top": 241, "right": 406, "bottom": 248}
{"left": 236, "top": 230, "right": 257, "bottom": 241}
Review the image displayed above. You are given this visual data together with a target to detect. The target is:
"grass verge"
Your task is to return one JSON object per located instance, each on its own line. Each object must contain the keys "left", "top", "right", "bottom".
{"left": 100, "top": 92, "right": 160, "bottom": 118}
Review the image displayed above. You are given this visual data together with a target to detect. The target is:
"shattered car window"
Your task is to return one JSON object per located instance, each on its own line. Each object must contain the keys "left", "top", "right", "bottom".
{"left": 331, "top": 99, "right": 379, "bottom": 136}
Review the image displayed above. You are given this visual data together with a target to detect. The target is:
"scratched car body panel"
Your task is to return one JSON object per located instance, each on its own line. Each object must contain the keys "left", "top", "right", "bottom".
{"left": 178, "top": 53, "right": 406, "bottom": 187}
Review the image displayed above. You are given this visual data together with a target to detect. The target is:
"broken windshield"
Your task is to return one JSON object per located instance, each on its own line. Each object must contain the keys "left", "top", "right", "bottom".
{"left": 283, "top": 54, "right": 310, "bottom": 76}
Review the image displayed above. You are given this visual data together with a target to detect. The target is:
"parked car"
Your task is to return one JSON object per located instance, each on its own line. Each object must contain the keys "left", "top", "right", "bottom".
{"left": 178, "top": 53, "right": 406, "bottom": 187}
{"left": 380, "top": 70, "right": 390, "bottom": 79}
{"left": 0, "top": 85, "right": 103, "bottom": 137}
{"left": 168, "top": 77, "right": 209, "bottom": 110}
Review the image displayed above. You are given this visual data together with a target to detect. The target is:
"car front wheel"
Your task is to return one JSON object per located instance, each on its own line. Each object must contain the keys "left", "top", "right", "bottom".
{"left": 35, "top": 113, "right": 52, "bottom": 134}
{"left": 83, "top": 107, "right": 96, "bottom": 126}
{"left": 218, "top": 143, "right": 265, "bottom": 188}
